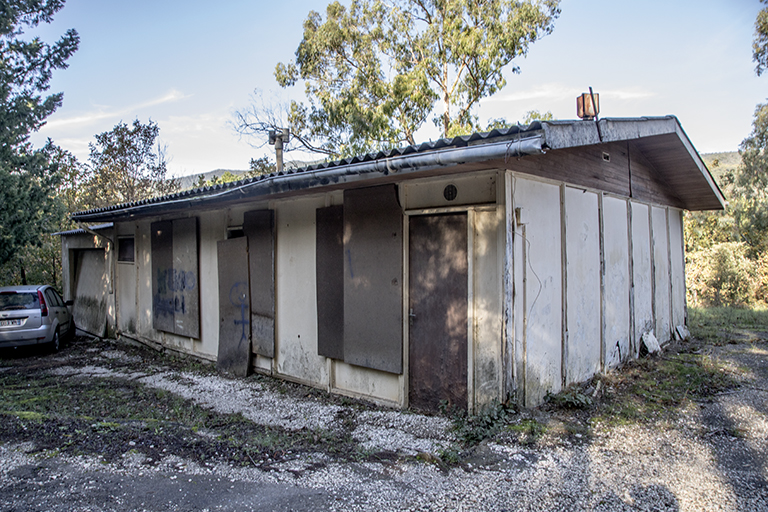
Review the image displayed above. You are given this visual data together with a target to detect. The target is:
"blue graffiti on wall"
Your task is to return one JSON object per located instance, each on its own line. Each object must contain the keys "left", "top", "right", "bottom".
{"left": 229, "top": 281, "right": 249, "bottom": 346}
{"left": 154, "top": 268, "right": 197, "bottom": 318}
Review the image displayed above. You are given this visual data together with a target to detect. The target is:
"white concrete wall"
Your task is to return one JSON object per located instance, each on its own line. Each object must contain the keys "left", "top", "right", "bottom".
{"left": 274, "top": 197, "right": 329, "bottom": 387}
{"left": 511, "top": 177, "right": 563, "bottom": 405}
{"left": 652, "top": 206, "right": 672, "bottom": 343}
{"left": 669, "top": 209, "right": 686, "bottom": 331}
{"left": 602, "top": 196, "right": 631, "bottom": 369}
{"left": 564, "top": 187, "right": 601, "bottom": 385}
{"left": 115, "top": 224, "right": 136, "bottom": 335}
{"left": 631, "top": 202, "right": 654, "bottom": 356}
{"left": 197, "top": 211, "right": 226, "bottom": 358}
{"left": 508, "top": 174, "right": 688, "bottom": 406}
{"left": 471, "top": 208, "right": 503, "bottom": 410}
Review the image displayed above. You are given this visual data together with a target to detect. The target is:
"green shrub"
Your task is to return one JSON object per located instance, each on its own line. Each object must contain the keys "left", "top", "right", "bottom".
{"left": 687, "top": 242, "right": 755, "bottom": 307}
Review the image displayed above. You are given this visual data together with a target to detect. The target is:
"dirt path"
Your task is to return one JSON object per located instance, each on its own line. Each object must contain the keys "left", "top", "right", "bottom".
{"left": 1, "top": 336, "right": 766, "bottom": 511}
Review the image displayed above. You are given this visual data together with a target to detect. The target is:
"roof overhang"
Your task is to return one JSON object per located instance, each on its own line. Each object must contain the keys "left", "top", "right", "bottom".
{"left": 71, "top": 116, "right": 724, "bottom": 223}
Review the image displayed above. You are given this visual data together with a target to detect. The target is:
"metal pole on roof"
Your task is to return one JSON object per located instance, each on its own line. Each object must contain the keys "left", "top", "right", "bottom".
{"left": 269, "top": 128, "right": 290, "bottom": 173}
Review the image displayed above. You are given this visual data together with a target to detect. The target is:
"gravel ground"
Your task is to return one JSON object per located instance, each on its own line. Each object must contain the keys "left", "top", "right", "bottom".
{"left": 1, "top": 337, "right": 767, "bottom": 511}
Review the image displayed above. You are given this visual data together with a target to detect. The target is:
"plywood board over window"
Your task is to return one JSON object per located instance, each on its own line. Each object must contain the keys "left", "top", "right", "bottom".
{"left": 316, "top": 205, "right": 344, "bottom": 361}
{"left": 343, "top": 185, "right": 403, "bottom": 374}
{"left": 151, "top": 218, "right": 200, "bottom": 339}
{"left": 243, "top": 209, "right": 275, "bottom": 358}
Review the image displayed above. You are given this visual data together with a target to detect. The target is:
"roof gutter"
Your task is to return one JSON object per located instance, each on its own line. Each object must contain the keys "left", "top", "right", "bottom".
{"left": 72, "top": 134, "right": 544, "bottom": 222}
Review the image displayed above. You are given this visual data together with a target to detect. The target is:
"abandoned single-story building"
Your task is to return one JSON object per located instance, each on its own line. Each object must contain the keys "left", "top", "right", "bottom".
{"left": 60, "top": 116, "right": 725, "bottom": 411}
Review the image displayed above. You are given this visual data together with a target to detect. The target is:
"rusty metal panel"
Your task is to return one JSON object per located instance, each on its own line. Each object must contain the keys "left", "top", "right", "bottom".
{"left": 243, "top": 209, "right": 275, "bottom": 358}
{"left": 217, "top": 237, "right": 251, "bottom": 376}
{"left": 151, "top": 220, "right": 174, "bottom": 333}
{"left": 172, "top": 217, "right": 200, "bottom": 338}
{"left": 343, "top": 185, "right": 403, "bottom": 374}
{"left": 316, "top": 205, "right": 344, "bottom": 360}
{"left": 409, "top": 213, "right": 468, "bottom": 412}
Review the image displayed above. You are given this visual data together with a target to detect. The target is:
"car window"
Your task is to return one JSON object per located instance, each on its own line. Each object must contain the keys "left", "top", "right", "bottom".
{"left": 44, "top": 289, "right": 62, "bottom": 307}
{"left": 52, "top": 289, "right": 66, "bottom": 306}
{"left": 0, "top": 292, "right": 40, "bottom": 310}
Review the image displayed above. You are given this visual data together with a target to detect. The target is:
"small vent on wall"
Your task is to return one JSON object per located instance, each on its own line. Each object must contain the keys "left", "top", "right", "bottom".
{"left": 444, "top": 184, "right": 458, "bottom": 201}
{"left": 602, "top": 152, "right": 610, "bottom": 162}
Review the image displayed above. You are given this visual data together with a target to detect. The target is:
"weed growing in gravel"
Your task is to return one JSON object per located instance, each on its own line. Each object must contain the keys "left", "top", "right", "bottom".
{"left": 546, "top": 386, "right": 593, "bottom": 409}
{"left": 451, "top": 400, "right": 513, "bottom": 445}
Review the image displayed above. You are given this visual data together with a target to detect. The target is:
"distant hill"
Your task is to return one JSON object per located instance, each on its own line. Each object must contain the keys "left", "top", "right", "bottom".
{"left": 176, "top": 169, "right": 248, "bottom": 190}
{"left": 175, "top": 158, "right": 330, "bottom": 191}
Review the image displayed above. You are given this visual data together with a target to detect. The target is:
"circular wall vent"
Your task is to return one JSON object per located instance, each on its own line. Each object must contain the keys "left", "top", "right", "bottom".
{"left": 443, "top": 184, "right": 458, "bottom": 201}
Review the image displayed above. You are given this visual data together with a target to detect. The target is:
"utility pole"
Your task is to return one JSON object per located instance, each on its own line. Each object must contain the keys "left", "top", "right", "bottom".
{"left": 269, "top": 128, "right": 290, "bottom": 172}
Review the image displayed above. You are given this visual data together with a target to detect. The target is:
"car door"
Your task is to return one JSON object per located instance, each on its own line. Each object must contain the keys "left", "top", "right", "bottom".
{"left": 45, "top": 288, "right": 69, "bottom": 336}
{"left": 52, "top": 289, "right": 72, "bottom": 336}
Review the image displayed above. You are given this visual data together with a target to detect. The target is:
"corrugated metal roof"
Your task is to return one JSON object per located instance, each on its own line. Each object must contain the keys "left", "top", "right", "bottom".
{"left": 69, "top": 117, "right": 725, "bottom": 222}
{"left": 53, "top": 223, "right": 114, "bottom": 236}
{"left": 70, "top": 124, "right": 543, "bottom": 221}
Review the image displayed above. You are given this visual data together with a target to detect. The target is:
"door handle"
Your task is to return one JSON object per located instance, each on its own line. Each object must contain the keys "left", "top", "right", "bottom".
{"left": 408, "top": 308, "right": 416, "bottom": 326}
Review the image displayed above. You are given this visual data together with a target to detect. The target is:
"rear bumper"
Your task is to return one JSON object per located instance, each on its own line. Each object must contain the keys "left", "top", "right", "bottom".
{"left": 0, "top": 325, "right": 52, "bottom": 347}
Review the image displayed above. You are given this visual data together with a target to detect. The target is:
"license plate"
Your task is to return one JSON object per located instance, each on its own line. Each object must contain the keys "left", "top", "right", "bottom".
{"left": 0, "top": 319, "right": 22, "bottom": 327}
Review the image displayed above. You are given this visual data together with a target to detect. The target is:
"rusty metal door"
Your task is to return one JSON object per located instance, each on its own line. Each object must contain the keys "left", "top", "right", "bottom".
{"left": 408, "top": 213, "right": 468, "bottom": 412}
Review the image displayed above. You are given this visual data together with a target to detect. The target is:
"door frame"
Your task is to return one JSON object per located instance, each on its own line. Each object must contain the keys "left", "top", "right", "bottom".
{"left": 402, "top": 204, "right": 497, "bottom": 414}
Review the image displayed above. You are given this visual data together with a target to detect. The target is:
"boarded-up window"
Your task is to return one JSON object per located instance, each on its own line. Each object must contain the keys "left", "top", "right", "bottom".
{"left": 343, "top": 185, "right": 403, "bottom": 374}
{"left": 151, "top": 218, "right": 200, "bottom": 339}
{"left": 243, "top": 209, "right": 275, "bottom": 358}
{"left": 316, "top": 205, "right": 344, "bottom": 360}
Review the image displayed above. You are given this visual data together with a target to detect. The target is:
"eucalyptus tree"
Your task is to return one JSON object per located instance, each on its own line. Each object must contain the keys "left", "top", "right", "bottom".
{"left": 235, "top": 0, "right": 560, "bottom": 158}
{"left": 84, "top": 119, "right": 179, "bottom": 209}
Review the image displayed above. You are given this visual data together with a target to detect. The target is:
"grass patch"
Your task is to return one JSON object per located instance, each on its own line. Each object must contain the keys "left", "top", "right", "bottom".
{"left": 506, "top": 419, "right": 546, "bottom": 445}
{"left": 598, "top": 352, "right": 738, "bottom": 424}
{"left": 689, "top": 306, "right": 768, "bottom": 344}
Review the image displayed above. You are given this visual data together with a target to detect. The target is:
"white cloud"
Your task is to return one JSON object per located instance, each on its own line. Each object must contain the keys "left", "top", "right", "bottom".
{"left": 44, "top": 89, "right": 191, "bottom": 129}
{"left": 485, "top": 83, "right": 655, "bottom": 103}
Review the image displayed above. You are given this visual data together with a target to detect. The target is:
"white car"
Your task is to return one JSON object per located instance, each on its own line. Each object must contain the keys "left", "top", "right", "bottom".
{"left": 0, "top": 285, "right": 75, "bottom": 351}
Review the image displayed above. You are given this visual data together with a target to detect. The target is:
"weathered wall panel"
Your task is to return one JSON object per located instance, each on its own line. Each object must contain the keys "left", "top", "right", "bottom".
{"left": 343, "top": 185, "right": 403, "bottom": 374}
{"left": 151, "top": 220, "right": 174, "bottom": 333}
{"left": 652, "top": 206, "right": 672, "bottom": 343}
{"left": 631, "top": 202, "right": 654, "bottom": 352}
{"left": 244, "top": 209, "right": 275, "bottom": 357}
{"left": 565, "top": 187, "right": 601, "bottom": 385}
{"left": 513, "top": 178, "right": 562, "bottom": 405}
{"left": 73, "top": 249, "right": 108, "bottom": 336}
{"left": 172, "top": 217, "right": 200, "bottom": 338}
{"left": 136, "top": 221, "right": 153, "bottom": 337}
{"left": 197, "top": 212, "right": 225, "bottom": 357}
{"left": 669, "top": 209, "right": 686, "bottom": 330}
{"left": 402, "top": 172, "right": 496, "bottom": 209}
{"left": 217, "top": 237, "right": 250, "bottom": 376}
{"left": 602, "top": 196, "right": 631, "bottom": 368}
{"left": 333, "top": 361, "right": 401, "bottom": 405}
{"left": 316, "top": 205, "right": 344, "bottom": 360}
{"left": 275, "top": 199, "right": 329, "bottom": 387}
{"left": 473, "top": 208, "right": 503, "bottom": 409}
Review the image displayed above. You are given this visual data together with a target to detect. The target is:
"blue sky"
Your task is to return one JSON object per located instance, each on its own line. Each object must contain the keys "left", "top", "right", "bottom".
{"left": 28, "top": 0, "right": 766, "bottom": 178}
